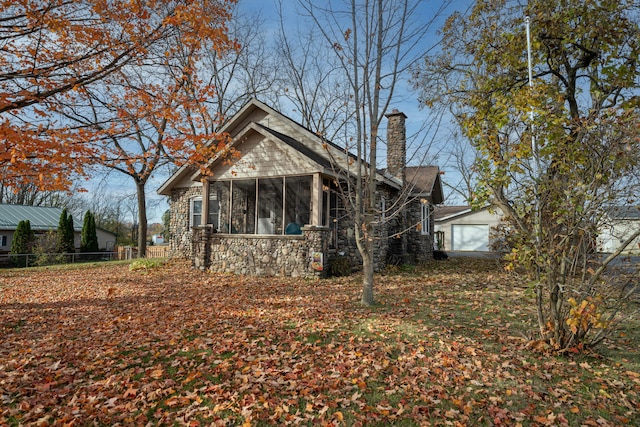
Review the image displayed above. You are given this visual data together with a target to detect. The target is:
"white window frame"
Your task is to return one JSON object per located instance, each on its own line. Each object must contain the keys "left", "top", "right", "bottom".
{"left": 0, "top": 235, "right": 7, "bottom": 247}
{"left": 190, "top": 195, "right": 221, "bottom": 230}
{"left": 421, "top": 202, "right": 431, "bottom": 236}
{"left": 189, "top": 197, "right": 203, "bottom": 228}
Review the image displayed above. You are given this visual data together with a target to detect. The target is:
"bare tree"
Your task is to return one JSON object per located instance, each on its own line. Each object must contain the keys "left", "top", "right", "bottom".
{"left": 274, "top": 1, "right": 353, "bottom": 142}
{"left": 0, "top": 182, "right": 71, "bottom": 207}
{"left": 440, "top": 132, "right": 480, "bottom": 204}
{"left": 201, "top": 3, "right": 280, "bottom": 124}
{"left": 297, "top": 0, "right": 449, "bottom": 305}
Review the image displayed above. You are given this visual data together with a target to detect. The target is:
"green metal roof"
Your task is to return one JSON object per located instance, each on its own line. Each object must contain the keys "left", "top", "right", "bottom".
{"left": 0, "top": 204, "right": 80, "bottom": 232}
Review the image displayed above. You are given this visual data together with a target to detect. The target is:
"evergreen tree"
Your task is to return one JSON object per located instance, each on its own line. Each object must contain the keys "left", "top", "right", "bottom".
{"left": 57, "top": 208, "right": 75, "bottom": 254}
{"left": 10, "top": 220, "right": 34, "bottom": 267}
{"left": 81, "top": 211, "right": 99, "bottom": 253}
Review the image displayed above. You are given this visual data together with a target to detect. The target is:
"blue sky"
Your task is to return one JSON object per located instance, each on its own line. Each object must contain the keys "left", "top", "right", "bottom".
{"left": 82, "top": 0, "right": 474, "bottom": 224}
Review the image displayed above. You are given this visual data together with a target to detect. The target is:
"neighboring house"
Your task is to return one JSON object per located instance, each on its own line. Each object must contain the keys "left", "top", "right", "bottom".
{"left": 598, "top": 206, "right": 640, "bottom": 254}
{"left": 0, "top": 204, "right": 116, "bottom": 253}
{"left": 151, "top": 234, "right": 166, "bottom": 245}
{"left": 434, "top": 205, "right": 504, "bottom": 252}
{"left": 158, "top": 98, "right": 444, "bottom": 277}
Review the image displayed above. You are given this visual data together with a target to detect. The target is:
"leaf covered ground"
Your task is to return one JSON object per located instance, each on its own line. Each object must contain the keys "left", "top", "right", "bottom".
{"left": 0, "top": 259, "right": 638, "bottom": 426}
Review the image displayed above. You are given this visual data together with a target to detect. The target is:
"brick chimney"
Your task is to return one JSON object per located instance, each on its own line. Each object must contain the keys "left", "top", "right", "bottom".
{"left": 385, "top": 108, "right": 407, "bottom": 182}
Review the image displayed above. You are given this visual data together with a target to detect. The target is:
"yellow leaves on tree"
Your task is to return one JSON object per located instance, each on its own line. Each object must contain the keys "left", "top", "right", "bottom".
{"left": 0, "top": 0, "right": 238, "bottom": 191}
{"left": 566, "top": 297, "right": 607, "bottom": 335}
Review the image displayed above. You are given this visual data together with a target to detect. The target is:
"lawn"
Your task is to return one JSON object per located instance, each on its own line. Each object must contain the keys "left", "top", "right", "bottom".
{"left": 0, "top": 259, "right": 638, "bottom": 426}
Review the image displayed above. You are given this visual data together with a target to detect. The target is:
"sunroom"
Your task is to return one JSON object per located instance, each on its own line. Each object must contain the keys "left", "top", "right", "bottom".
{"left": 193, "top": 175, "right": 343, "bottom": 236}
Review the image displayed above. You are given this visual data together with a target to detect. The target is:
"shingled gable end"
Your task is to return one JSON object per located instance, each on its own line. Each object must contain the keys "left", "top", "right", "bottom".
{"left": 158, "top": 99, "right": 444, "bottom": 277}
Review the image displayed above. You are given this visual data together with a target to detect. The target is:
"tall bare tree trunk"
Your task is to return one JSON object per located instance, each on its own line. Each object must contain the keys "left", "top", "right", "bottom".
{"left": 361, "top": 249, "right": 375, "bottom": 305}
{"left": 136, "top": 180, "right": 147, "bottom": 258}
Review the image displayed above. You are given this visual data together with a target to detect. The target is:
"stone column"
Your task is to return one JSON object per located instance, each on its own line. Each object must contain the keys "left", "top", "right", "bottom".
{"left": 192, "top": 225, "right": 212, "bottom": 271}
{"left": 302, "top": 225, "right": 330, "bottom": 278}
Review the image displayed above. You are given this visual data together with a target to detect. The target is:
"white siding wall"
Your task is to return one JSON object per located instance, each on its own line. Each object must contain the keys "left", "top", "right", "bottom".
{"left": 435, "top": 208, "right": 503, "bottom": 251}
{"left": 214, "top": 133, "right": 319, "bottom": 179}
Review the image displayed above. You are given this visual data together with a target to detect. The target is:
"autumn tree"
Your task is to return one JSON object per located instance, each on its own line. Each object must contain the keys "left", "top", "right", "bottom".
{"left": 1, "top": 0, "right": 237, "bottom": 194}
{"left": 49, "top": 1, "right": 238, "bottom": 257}
{"left": 415, "top": 0, "right": 640, "bottom": 350}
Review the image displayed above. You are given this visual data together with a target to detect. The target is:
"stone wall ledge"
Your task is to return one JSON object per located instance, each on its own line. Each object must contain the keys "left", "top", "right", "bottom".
{"left": 209, "top": 233, "right": 305, "bottom": 240}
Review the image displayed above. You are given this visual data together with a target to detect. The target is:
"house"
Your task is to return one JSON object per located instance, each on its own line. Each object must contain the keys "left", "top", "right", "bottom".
{"left": 0, "top": 204, "right": 117, "bottom": 254}
{"left": 598, "top": 206, "right": 640, "bottom": 254}
{"left": 158, "top": 99, "right": 444, "bottom": 277}
{"left": 151, "top": 234, "right": 166, "bottom": 245}
{"left": 434, "top": 205, "right": 504, "bottom": 252}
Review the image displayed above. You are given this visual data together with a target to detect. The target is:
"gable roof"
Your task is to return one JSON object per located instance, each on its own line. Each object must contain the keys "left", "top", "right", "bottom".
{"left": 0, "top": 204, "right": 77, "bottom": 231}
{"left": 433, "top": 205, "right": 474, "bottom": 221}
{"left": 158, "top": 98, "right": 443, "bottom": 202}
{"left": 405, "top": 166, "right": 444, "bottom": 204}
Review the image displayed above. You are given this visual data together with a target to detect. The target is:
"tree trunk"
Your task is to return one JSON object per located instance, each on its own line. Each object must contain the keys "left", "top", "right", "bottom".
{"left": 360, "top": 235, "right": 375, "bottom": 306}
{"left": 136, "top": 180, "right": 147, "bottom": 258}
{"left": 361, "top": 250, "right": 375, "bottom": 306}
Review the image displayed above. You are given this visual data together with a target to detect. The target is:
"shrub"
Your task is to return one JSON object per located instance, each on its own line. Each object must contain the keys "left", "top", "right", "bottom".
{"left": 32, "top": 230, "right": 66, "bottom": 266}
{"left": 57, "top": 208, "right": 75, "bottom": 255}
{"left": 81, "top": 211, "right": 99, "bottom": 256}
{"left": 10, "top": 220, "right": 35, "bottom": 267}
{"left": 328, "top": 256, "right": 351, "bottom": 277}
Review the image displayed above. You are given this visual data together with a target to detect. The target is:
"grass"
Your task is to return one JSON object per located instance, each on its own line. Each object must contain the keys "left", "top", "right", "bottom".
{"left": 0, "top": 258, "right": 638, "bottom": 426}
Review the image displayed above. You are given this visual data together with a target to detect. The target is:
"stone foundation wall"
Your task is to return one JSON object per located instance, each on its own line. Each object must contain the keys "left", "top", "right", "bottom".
{"left": 169, "top": 186, "right": 202, "bottom": 259}
{"left": 193, "top": 226, "right": 330, "bottom": 278}
{"left": 169, "top": 183, "right": 434, "bottom": 276}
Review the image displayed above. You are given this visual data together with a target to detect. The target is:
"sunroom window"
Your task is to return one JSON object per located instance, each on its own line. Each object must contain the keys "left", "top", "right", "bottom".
{"left": 218, "top": 176, "right": 313, "bottom": 235}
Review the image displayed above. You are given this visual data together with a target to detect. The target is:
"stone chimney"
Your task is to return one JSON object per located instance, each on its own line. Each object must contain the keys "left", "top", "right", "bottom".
{"left": 385, "top": 108, "right": 407, "bottom": 182}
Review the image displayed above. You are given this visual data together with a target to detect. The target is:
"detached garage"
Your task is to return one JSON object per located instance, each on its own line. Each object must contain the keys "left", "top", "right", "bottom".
{"left": 434, "top": 206, "right": 503, "bottom": 252}
{"left": 452, "top": 224, "right": 490, "bottom": 251}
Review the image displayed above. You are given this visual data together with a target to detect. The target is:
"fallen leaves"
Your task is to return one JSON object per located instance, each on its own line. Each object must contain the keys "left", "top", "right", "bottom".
{"left": 0, "top": 259, "right": 638, "bottom": 426}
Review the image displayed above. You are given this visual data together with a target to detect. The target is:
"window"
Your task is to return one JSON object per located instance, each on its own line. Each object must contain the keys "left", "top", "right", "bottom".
{"left": 209, "top": 176, "right": 316, "bottom": 235}
{"left": 230, "top": 180, "right": 256, "bottom": 234}
{"left": 421, "top": 202, "right": 431, "bottom": 235}
{"left": 0, "top": 235, "right": 7, "bottom": 247}
{"left": 285, "top": 176, "right": 311, "bottom": 230}
{"left": 190, "top": 198, "right": 202, "bottom": 228}
{"left": 190, "top": 195, "right": 220, "bottom": 230}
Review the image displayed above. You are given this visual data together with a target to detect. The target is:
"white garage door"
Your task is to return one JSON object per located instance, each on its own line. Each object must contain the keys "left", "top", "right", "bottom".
{"left": 452, "top": 224, "right": 489, "bottom": 251}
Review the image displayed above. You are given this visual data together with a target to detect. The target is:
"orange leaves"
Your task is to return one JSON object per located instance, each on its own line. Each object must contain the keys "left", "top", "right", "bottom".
{"left": 1, "top": 0, "right": 238, "bottom": 191}
{"left": 0, "top": 261, "right": 638, "bottom": 425}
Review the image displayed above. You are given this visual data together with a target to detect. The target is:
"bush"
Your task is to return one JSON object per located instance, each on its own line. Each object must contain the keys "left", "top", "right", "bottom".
{"left": 10, "top": 220, "right": 35, "bottom": 267}
{"left": 328, "top": 256, "right": 351, "bottom": 277}
{"left": 129, "top": 258, "right": 165, "bottom": 273}
{"left": 32, "top": 230, "right": 66, "bottom": 266}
